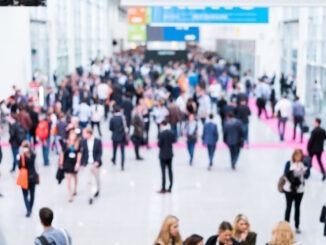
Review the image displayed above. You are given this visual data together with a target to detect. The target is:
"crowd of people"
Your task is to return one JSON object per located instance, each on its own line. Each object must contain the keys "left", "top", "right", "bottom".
{"left": 0, "top": 49, "right": 325, "bottom": 244}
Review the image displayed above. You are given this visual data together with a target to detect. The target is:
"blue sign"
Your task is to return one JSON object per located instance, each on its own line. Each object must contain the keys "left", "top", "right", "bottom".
{"left": 163, "top": 27, "right": 199, "bottom": 41}
{"left": 151, "top": 7, "right": 269, "bottom": 24}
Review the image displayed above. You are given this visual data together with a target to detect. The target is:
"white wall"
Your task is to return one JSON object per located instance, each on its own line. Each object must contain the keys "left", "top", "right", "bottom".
{"left": 200, "top": 8, "right": 283, "bottom": 79}
{"left": 0, "top": 8, "right": 32, "bottom": 100}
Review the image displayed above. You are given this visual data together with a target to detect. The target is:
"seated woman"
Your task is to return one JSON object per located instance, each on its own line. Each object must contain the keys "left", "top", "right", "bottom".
{"left": 232, "top": 214, "right": 257, "bottom": 245}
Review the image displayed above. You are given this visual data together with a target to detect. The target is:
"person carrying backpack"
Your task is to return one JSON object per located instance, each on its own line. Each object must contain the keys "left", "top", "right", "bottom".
{"left": 8, "top": 113, "right": 26, "bottom": 172}
{"left": 36, "top": 113, "right": 50, "bottom": 166}
{"left": 34, "top": 207, "right": 72, "bottom": 245}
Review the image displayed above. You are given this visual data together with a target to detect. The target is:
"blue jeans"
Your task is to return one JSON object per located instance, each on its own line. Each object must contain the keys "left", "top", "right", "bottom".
{"left": 278, "top": 117, "right": 287, "bottom": 141}
{"left": 11, "top": 147, "right": 19, "bottom": 171}
{"left": 80, "top": 121, "right": 88, "bottom": 129}
{"left": 207, "top": 144, "right": 216, "bottom": 167}
{"left": 26, "top": 132, "right": 31, "bottom": 142}
{"left": 187, "top": 140, "right": 196, "bottom": 164}
{"left": 42, "top": 138, "right": 50, "bottom": 166}
{"left": 242, "top": 123, "right": 249, "bottom": 144}
{"left": 170, "top": 124, "right": 178, "bottom": 138}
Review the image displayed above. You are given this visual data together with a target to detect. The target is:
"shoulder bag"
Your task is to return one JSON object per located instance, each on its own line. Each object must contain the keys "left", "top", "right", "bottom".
{"left": 320, "top": 205, "right": 326, "bottom": 223}
{"left": 277, "top": 175, "right": 286, "bottom": 193}
{"left": 17, "top": 154, "right": 29, "bottom": 190}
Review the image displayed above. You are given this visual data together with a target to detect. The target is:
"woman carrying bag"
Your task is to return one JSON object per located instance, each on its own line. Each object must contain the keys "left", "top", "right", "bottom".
{"left": 17, "top": 140, "right": 39, "bottom": 217}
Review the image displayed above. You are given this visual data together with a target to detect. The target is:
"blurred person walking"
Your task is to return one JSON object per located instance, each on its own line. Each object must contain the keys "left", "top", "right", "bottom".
{"left": 184, "top": 113, "right": 198, "bottom": 166}
{"left": 202, "top": 114, "right": 219, "bottom": 170}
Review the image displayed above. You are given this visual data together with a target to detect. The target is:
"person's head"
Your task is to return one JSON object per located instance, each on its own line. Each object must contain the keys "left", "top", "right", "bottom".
{"left": 226, "top": 111, "right": 234, "bottom": 120}
{"left": 68, "top": 130, "right": 77, "bottom": 142}
{"left": 292, "top": 149, "right": 304, "bottom": 163}
{"left": 155, "top": 215, "right": 182, "bottom": 244}
{"left": 269, "top": 221, "right": 294, "bottom": 245}
{"left": 184, "top": 234, "right": 204, "bottom": 245}
{"left": 295, "top": 96, "right": 300, "bottom": 101}
{"left": 39, "top": 207, "right": 54, "bottom": 228}
{"left": 21, "top": 140, "right": 31, "bottom": 154}
{"left": 188, "top": 113, "right": 195, "bottom": 121}
{"left": 315, "top": 118, "right": 321, "bottom": 128}
{"left": 160, "top": 120, "right": 168, "bottom": 129}
{"left": 240, "top": 99, "right": 246, "bottom": 105}
{"left": 218, "top": 221, "right": 233, "bottom": 244}
{"left": 83, "top": 127, "right": 93, "bottom": 139}
{"left": 209, "top": 114, "right": 214, "bottom": 120}
{"left": 233, "top": 214, "right": 250, "bottom": 237}
{"left": 114, "top": 106, "right": 121, "bottom": 113}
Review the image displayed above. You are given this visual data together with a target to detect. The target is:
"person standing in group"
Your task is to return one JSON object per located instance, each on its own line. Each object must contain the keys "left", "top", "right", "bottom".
{"left": 232, "top": 214, "right": 257, "bottom": 245}
{"left": 198, "top": 87, "right": 211, "bottom": 125}
{"left": 206, "top": 221, "right": 240, "bottom": 245}
{"left": 90, "top": 98, "right": 104, "bottom": 137}
{"left": 217, "top": 93, "right": 227, "bottom": 127}
{"left": 243, "top": 70, "right": 254, "bottom": 98}
{"left": 36, "top": 113, "right": 51, "bottom": 166}
{"left": 81, "top": 128, "right": 102, "bottom": 205}
{"left": 157, "top": 120, "right": 176, "bottom": 194}
{"left": 110, "top": 106, "right": 127, "bottom": 171}
{"left": 154, "top": 215, "right": 182, "bottom": 245}
{"left": 27, "top": 102, "right": 39, "bottom": 148}
{"left": 283, "top": 149, "right": 307, "bottom": 234}
{"left": 209, "top": 79, "right": 222, "bottom": 113}
{"left": 59, "top": 130, "right": 81, "bottom": 202}
{"left": 266, "top": 221, "right": 302, "bottom": 245}
{"left": 141, "top": 98, "right": 151, "bottom": 149}
{"left": 8, "top": 113, "right": 26, "bottom": 172}
{"left": 307, "top": 118, "right": 326, "bottom": 181}
{"left": 77, "top": 99, "right": 91, "bottom": 129}
{"left": 34, "top": 207, "right": 72, "bottom": 245}
{"left": 132, "top": 104, "right": 145, "bottom": 160}
{"left": 18, "top": 141, "right": 39, "bottom": 217}
{"left": 16, "top": 104, "right": 33, "bottom": 141}
{"left": 223, "top": 112, "right": 244, "bottom": 170}
{"left": 275, "top": 95, "right": 292, "bottom": 142}
{"left": 121, "top": 92, "right": 133, "bottom": 132}
{"left": 236, "top": 99, "right": 251, "bottom": 147}
{"left": 292, "top": 96, "right": 305, "bottom": 143}
{"left": 202, "top": 114, "right": 218, "bottom": 170}
{"left": 184, "top": 234, "right": 204, "bottom": 245}
{"left": 153, "top": 100, "right": 169, "bottom": 136}
{"left": 184, "top": 113, "right": 198, "bottom": 166}
{"left": 167, "top": 98, "right": 183, "bottom": 138}
{"left": 56, "top": 112, "right": 68, "bottom": 148}
{"left": 255, "top": 79, "right": 270, "bottom": 119}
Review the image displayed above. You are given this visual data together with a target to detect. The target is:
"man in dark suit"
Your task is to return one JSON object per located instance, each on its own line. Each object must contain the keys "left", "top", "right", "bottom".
{"left": 202, "top": 114, "right": 219, "bottom": 170}
{"left": 81, "top": 128, "right": 102, "bottom": 205}
{"left": 308, "top": 118, "right": 326, "bottom": 181}
{"left": 132, "top": 104, "right": 144, "bottom": 160}
{"left": 16, "top": 0, "right": 46, "bottom": 6}
{"left": 109, "top": 106, "right": 126, "bottom": 171}
{"left": 223, "top": 111, "right": 244, "bottom": 170}
{"left": 121, "top": 92, "right": 133, "bottom": 131}
{"left": 158, "top": 120, "right": 176, "bottom": 194}
{"left": 0, "top": 0, "right": 13, "bottom": 6}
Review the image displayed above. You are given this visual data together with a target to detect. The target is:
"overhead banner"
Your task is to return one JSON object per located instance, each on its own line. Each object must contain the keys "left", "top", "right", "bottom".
{"left": 128, "top": 25, "right": 146, "bottom": 42}
{"left": 147, "top": 26, "right": 199, "bottom": 41}
{"left": 150, "top": 7, "right": 269, "bottom": 24}
{"left": 128, "top": 7, "right": 147, "bottom": 24}
{"left": 144, "top": 50, "right": 188, "bottom": 65}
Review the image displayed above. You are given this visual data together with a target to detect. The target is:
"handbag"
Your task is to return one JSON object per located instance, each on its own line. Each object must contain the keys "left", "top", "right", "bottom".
{"left": 121, "top": 115, "right": 130, "bottom": 145}
{"left": 302, "top": 123, "right": 309, "bottom": 133}
{"left": 278, "top": 175, "right": 286, "bottom": 193}
{"left": 16, "top": 154, "right": 29, "bottom": 190}
{"left": 56, "top": 168, "right": 65, "bottom": 184}
{"left": 320, "top": 205, "right": 326, "bottom": 223}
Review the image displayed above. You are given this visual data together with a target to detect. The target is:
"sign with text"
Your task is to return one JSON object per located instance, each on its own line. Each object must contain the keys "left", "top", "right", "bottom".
{"left": 147, "top": 26, "right": 199, "bottom": 41}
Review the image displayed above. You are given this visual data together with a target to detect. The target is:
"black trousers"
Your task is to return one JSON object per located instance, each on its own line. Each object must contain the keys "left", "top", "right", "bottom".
{"left": 112, "top": 141, "right": 125, "bottom": 170}
{"left": 22, "top": 183, "right": 36, "bottom": 214}
{"left": 310, "top": 152, "right": 326, "bottom": 177}
{"left": 284, "top": 191, "right": 304, "bottom": 229}
{"left": 256, "top": 98, "right": 268, "bottom": 119}
{"left": 293, "top": 116, "right": 303, "bottom": 142}
{"left": 91, "top": 121, "right": 102, "bottom": 136}
{"left": 160, "top": 158, "right": 173, "bottom": 191}
{"left": 229, "top": 145, "right": 241, "bottom": 167}
{"left": 133, "top": 136, "right": 142, "bottom": 158}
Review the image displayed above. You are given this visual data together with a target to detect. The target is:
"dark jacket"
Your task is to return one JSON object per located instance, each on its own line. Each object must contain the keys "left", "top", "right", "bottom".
{"left": 109, "top": 114, "right": 126, "bottom": 143}
{"left": 236, "top": 232, "right": 257, "bottom": 245}
{"left": 223, "top": 118, "right": 244, "bottom": 146}
{"left": 18, "top": 152, "right": 38, "bottom": 185}
{"left": 9, "top": 121, "right": 25, "bottom": 148}
{"left": 158, "top": 129, "right": 175, "bottom": 160}
{"left": 206, "top": 235, "right": 240, "bottom": 245}
{"left": 28, "top": 108, "right": 39, "bottom": 131}
{"left": 132, "top": 113, "right": 144, "bottom": 137}
{"left": 122, "top": 99, "right": 133, "bottom": 127}
{"left": 81, "top": 138, "right": 102, "bottom": 167}
{"left": 236, "top": 105, "right": 251, "bottom": 124}
{"left": 56, "top": 120, "right": 68, "bottom": 138}
{"left": 202, "top": 121, "right": 218, "bottom": 145}
{"left": 167, "top": 103, "right": 183, "bottom": 124}
{"left": 308, "top": 126, "right": 326, "bottom": 154}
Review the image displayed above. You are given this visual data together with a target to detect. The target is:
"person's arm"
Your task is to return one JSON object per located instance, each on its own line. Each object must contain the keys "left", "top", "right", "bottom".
{"left": 75, "top": 151, "right": 82, "bottom": 172}
{"left": 59, "top": 151, "right": 64, "bottom": 169}
{"left": 109, "top": 118, "right": 113, "bottom": 132}
{"left": 215, "top": 125, "right": 219, "bottom": 143}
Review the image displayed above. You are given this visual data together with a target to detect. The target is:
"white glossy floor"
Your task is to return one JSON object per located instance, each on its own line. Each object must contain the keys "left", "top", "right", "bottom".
{"left": 0, "top": 115, "right": 325, "bottom": 244}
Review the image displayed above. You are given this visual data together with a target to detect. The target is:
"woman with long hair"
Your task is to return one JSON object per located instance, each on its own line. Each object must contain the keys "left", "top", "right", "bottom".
{"left": 232, "top": 214, "right": 257, "bottom": 245}
{"left": 267, "top": 221, "right": 302, "bottom": 245}
{"left": 59, "top": 130, "right": 81, "bottom": 202}
{"left": 154, "top": 215, "right": 182, "bottom": 245}
{"left": 18, "top": 140, "right": 38, "bottom": 217}
{"left": 283, "top": 149, "right": 306, "bottom": 233}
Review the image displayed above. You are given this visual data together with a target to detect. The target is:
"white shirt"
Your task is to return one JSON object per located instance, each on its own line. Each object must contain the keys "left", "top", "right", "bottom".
{"left": 87, "top": 137, "right": 95, "bottom": 163}
{"left": 209, "top": 83, "right": 222, "bottom": 98}
{"left": 91, "top": 104, "right": 104, "bottom": 122}
{"left": 97, "top": 83, "right": 109, "bottom": 100}
{"left": 175, "top": 95, "right": 187, "bottom": 113}
{"left": 153, "top": 106, "right": 169, "bottom": 124}
{"left": 284, "top": 162, "right": 306, "bottom": 193}
{"left": 78, "top": 103, "right": 91, "bottom": 122}
{"left": 275, "top": 98, "right": 292, "bottom": 118}
{"left": 198, "top": 94, "right": 211, "bottom": 118}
